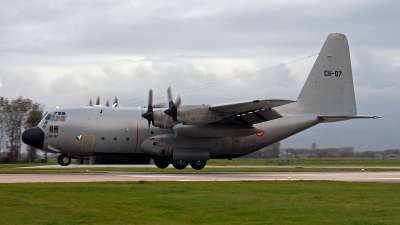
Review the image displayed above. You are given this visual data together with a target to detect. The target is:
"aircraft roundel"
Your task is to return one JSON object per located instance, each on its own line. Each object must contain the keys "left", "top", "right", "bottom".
{"left": 256, "top": 128, "right": 264, "bottom": 137}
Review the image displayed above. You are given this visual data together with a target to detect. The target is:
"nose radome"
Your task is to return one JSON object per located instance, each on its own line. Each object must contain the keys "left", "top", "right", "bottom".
{"left": 22, "top": 127, "right": 44, "bottom": 150}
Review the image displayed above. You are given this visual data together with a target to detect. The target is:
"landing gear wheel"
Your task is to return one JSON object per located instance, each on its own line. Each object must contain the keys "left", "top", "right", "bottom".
{"left": 58, "top": 154, "right": 71, "bottom": 166}
{"left": 189, "top": 160, "right": 207, "bottom": 170}
{"left": 172, "top": 160, "right": 188, "bottom": 170}
{"left": 154, "top": 158, "right": 170, "bottom": 169}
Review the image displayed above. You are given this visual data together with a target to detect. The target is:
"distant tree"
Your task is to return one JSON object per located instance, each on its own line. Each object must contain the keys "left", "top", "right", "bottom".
{"left": 243, "top": 141, "right": 281, "bottom": 158}
{"left": 25, "top": 103, "right": 45, "bottom": 163}
{"left": 1, "top": 97, "right": 33, "bottom": 162}
{"left": 0, "top": 97, "right": 5, "bottom": 155}
{"left": 263, "top": 141, "right": 280, "bottom": 158}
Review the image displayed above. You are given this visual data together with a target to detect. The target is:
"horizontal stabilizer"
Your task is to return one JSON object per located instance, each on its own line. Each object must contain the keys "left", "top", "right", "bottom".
{"left": 318, "top": 115, "right": 381, "bottom": 123}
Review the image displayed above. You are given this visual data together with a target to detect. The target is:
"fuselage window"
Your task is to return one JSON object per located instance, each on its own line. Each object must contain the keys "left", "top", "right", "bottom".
{"left": 49, "top": 126, "right": 59, "bottom": 133}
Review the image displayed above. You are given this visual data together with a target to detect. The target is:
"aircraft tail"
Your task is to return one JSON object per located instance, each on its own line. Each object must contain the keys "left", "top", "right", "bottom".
{"left": 295, "top": 33, "right": 357, "bottom": 115}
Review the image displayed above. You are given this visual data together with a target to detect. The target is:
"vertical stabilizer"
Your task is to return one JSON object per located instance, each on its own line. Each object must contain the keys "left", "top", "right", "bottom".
{"left": 296, "top": 33, "right": 357, "bottom": 115}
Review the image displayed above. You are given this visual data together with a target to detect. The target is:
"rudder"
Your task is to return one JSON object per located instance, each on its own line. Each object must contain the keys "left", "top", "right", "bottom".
{"left": 296, "top": 33, "right": 357, "bottom": 115}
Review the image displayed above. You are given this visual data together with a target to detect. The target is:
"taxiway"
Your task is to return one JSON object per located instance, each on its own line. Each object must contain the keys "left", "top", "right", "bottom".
{"left": 1, "top": 171, "right": 400, "bottom": 183}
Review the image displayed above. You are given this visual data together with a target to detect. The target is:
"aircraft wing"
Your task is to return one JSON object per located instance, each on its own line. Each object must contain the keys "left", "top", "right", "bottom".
{"left": 210, "top": 99, "right": 295, "bottom": 125}
{"left": 318, "top": 115, "right": 381, "bottom": 123}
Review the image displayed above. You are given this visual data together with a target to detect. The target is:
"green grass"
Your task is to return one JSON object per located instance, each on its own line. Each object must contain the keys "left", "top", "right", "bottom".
{"left": 208, "top": 157, "right": 400, "bottom": 166}
{"left": 0, "top": 181, "right": 399, "bottom": 225}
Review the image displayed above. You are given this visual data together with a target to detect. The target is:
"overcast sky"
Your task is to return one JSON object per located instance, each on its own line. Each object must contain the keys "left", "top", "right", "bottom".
{"left": 1, "top": 0, "right": 399, "bottom": 151}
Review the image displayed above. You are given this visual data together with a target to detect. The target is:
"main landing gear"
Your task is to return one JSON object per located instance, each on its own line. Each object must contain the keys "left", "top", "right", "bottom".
{"left": 154, "top": 158, "right": 170, "bottom": 169}
{"left": 154, "top": 158, "right": 207, "bottom": 170}
{"left": 172, "top": 160, "right": 189, "bottom": 170}
{"left": 189, "top": 160, "right": 207, "bottom": 170}
{"left": 58, "top": 154, "right": 71, "bottom": 166}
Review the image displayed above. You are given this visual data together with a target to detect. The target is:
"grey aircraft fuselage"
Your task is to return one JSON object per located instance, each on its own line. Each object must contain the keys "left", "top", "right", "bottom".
{"left": 22, "top": 33, "right": 379, "bottom": 170}
{"left": 37, "top": 106, "right": 318, "bottom": 159}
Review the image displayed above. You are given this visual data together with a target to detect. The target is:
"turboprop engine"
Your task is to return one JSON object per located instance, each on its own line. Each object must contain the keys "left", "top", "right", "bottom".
{"left": 142, "top": 87, "right": 226, "bottom": 128}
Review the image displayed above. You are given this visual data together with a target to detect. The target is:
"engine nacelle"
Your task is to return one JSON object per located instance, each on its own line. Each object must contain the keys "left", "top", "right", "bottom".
{"left": 153, "top": 110, "right": 175, "bottom": 128}
{"left": 176, "top": 105, "right": 224, "bottom": 125}
{"left": 152, "top": 105, "right": 225, "bottom": 128}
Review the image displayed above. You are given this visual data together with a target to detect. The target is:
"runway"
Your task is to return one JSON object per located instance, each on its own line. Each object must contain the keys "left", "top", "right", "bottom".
{"left": 1, "top": 171, "right": 400, "bottom": 183}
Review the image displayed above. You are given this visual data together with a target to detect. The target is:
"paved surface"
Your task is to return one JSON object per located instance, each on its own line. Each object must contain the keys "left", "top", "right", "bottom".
{"left": 1, "top": 172, "right": 400, "bottom": 183}
{"left": 20, "top": 164, "right": 400, "bottom": 169}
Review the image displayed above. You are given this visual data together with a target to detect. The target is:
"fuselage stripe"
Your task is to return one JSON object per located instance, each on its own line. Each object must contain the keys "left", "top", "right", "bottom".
{"left": 56, "top": 140, "right": 62, "bottom": 151}
{"left": 159, "top": 135, "right": 163, "bottom": 155}
{"left": 134, "top": 123, "right": 139, "bottom": 153}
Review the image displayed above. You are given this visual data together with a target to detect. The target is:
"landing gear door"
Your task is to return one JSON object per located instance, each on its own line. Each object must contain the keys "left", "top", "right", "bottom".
{"left": 80, "top": 134, "right": 95, "bottom": 152}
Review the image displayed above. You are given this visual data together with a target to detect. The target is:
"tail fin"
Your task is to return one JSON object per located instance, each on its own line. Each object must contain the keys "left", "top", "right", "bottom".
{"left": 296, "top": 33, "right": 357, "bottom": 115}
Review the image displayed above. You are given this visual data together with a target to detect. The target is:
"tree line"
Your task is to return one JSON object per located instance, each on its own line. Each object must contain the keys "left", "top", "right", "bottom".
{"left": 0, "top": 96, "right": 44, "bottom": 163}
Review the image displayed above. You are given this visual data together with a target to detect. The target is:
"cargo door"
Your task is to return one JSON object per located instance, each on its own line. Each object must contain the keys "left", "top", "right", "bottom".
{"left": 80, "top": 134, "right": 95, "bottom": 152}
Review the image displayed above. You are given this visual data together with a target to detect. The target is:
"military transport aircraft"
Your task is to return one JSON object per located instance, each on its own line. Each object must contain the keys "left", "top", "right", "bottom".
{"left": 22, "top": 33, "right": 379, "bottom": 170}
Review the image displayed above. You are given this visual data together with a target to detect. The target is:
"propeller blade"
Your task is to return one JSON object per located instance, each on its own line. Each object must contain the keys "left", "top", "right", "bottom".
{"left": 167, "top": 86, "right": 173, "bottom": 103}
{"left": 164, "top": 87, "right": 181, "bottom": 122}
{"left": 89, "top": 98, "right": 93, "bottom": 106}
{"left": 175, "top": 95, "right": 181, "bottom": 108}
{"left": 106, "top": 100, "right": 110, "bottom": 107}
{"left": 112, "top": 96, "right": 118, "bottom": 107}
{"left": 148, "top": 89, "right": 153, "bottom": 106}
{"left": 141, "top": 89, "right": 154, "bottom": 128}
{"left": 96, "top": 96, "right": 100, "bottom": 105}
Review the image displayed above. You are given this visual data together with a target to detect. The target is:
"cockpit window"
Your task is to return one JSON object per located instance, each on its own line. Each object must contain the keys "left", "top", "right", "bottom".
{"left": 49, "top": 112, "right": 66, "bottom": 122}
{"left": 45, "top": 114, "right": 51, "bottom": 120}
{"left": 41, "top": 112, "right": 66, "bottom": 129}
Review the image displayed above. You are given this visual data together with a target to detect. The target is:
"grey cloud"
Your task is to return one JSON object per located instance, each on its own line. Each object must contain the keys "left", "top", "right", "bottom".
{"left": 0, "top": 0, "right": 398, "bottom": 150}
{"left": 51, "top": 73, "right": 80, "bottom": 95}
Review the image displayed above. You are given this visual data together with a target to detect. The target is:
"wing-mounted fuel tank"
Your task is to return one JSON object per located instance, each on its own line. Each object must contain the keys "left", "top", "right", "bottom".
{"left": 140, "top": 134, "right": 210, "bottom": 160}
{"left": 173, "top": 123, "right": 263, "bottom": 138}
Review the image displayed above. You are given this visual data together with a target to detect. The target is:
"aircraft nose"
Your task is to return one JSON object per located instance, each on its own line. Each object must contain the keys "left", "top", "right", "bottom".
{"left": 22, "top": 127, "right": 44, "bottom": 150}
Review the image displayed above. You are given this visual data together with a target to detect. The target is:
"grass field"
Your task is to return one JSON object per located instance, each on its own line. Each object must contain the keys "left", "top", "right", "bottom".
{"left": 207, "top": 157, "right": 400, "bottom": 166}
{"left": 1, "top": 181, "right": 400, "bottom": 225}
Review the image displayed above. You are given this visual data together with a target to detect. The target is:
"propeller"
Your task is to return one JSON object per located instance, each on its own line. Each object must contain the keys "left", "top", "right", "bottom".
{"left": 164, "top": 86, "right": 181, "bottom": 122}
{"left": 96, "top": 96, "right": 100, "bottom": 105}
{"left": 141, "top": 89, "right": 154, "bottom": 128}
{"left": 89, "top": 98, "right": 93, "bottom": 106}
{"left": 112, "top": 96, "right": 118, "bottom": 107}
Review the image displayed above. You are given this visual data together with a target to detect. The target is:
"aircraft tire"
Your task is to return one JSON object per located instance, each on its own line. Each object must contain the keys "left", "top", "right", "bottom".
{"left": 189, "top": 160, "right": 206, "bottom": 170}
{"left": 58, "top": 154, "right": 71, "bottom": 166}
{"left": 154, "top": 158, "right": 170, "bottom": 169}
{"left": 172, "top": 160, "right": 189, "bottom": 170}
